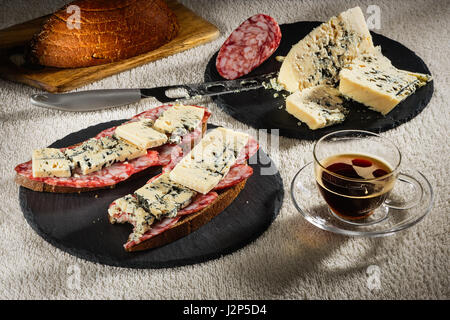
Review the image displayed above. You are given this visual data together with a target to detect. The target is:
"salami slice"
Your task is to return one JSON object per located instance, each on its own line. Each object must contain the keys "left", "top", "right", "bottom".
{"left": 94, "top": 126, "right": 117, "bottom": 139}
{"left": 127, "top": 150, "right": 160, "bottom": 174}
{"left": 14, "top": 161, "right": 44, "bottom": 181}
{"left": 236, "top": 136, "right": 259, "bottom": 164}
{"left": 216, "top": 14, "right": 281, "bottom": 80}
{"left": 177, "top": 192, "right": 218, "bottom": 216}
{"left": 44, "top": 162, "right": 134, "bottom": 188}
{"left": 180, "top": 126, "right": 203, "bottom": 150}
{"left": 155, "top": 144, "right": 183, "bottom": 169}
{"left": 124, "top": 216, "right": 180, "bottom": 250}
{"left": 131, "top": 105, "right": 172, "bottom": 122}
{"left": 214, "top": 164, "right": 253, "bottom": 190}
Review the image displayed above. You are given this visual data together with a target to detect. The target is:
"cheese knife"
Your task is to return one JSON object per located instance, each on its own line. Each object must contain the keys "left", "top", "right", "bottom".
{"left": 30, "top": 72, "right": 278, "bottom": 112}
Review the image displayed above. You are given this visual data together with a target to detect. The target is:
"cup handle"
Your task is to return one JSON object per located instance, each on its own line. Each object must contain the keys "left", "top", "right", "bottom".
{"left": 384, "top": 172, "right": 424, "bottom": 210}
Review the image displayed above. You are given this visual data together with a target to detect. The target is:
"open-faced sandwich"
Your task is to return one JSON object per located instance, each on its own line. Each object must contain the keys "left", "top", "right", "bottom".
{"left": 14, "top": 104, "right": 210, "bottom": 192}
{"left": 108, "top": 127, "right": 259, "bottom": 252}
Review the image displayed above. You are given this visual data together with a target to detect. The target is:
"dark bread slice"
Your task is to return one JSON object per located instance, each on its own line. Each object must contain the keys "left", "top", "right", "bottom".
{"left": 125, "top": 179, "right": 247, "bottom": 252}
{"left": 15, "top": 121, "right": 207, "bottom": 193}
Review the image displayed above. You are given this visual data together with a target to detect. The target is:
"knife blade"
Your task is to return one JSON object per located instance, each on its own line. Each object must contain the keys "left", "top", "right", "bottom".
{"left": 30, "top": 72, "right": 279, "bottom": 112}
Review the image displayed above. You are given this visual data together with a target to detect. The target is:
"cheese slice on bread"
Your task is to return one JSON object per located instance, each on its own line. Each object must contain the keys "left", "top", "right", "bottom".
{"left": 15, "top": 105, "right": 210, "bottom": 192}
{"left": 169, "top": 128, "right": 249, "bottom": 194}
{"left": 108, "top": 127, "right": 256, "bottom": 251}
{"left": 115, "top": 120, "right": 168, "bottom": 149}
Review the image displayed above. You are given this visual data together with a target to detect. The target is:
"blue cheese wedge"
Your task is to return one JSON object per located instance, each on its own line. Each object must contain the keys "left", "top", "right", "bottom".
{"left": 278, "top": 7, "right": 374, "bottom": 92}
{"left": 285, "top": 85, "right": 348, "bottom": 129}
{"left": 338, "top": 50, "right": 432, "bottom": 115}
{"left": 169, "top": 128, "right": 249, "bottom": 194}
{"left": 114, "top": 120, "right": 168, "bottom": 149}
{"left": 134, "top": 173, "right": 196, "bottom": 220}
{"left": 153, "top": 105, "right": 205, "bottom": 143}
{"left": 32, "top": 148, "right": 72, "bottom": 178}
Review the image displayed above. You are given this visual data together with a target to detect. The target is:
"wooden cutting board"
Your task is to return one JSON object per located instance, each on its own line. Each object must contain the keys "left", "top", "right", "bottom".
{"left": 0, "top": 0, "right": 219, "bottom": 92}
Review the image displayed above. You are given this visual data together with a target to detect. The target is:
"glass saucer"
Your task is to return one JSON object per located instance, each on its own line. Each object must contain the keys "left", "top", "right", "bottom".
{"left": 290, "top": 162, "right": 433, "bottom": 237}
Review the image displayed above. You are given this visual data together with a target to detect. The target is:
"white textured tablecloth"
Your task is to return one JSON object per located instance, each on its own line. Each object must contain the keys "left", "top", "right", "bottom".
{"left": 0, "top": 0, "right": 448, "bottom": 299}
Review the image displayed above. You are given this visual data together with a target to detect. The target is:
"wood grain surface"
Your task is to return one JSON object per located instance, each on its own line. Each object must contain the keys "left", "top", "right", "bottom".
{"left": 0, "top": 0, "right": 219, "bottom": 92}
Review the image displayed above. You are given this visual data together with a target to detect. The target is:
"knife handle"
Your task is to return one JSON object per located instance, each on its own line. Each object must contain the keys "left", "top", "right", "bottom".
{"left": 30, "top": 89, "right": 142, "bottom": 112}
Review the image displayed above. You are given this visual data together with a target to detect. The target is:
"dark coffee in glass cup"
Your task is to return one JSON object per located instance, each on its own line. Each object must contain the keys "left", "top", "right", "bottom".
{"left": 314, "top": 130, "right": 400, "bottom": 221}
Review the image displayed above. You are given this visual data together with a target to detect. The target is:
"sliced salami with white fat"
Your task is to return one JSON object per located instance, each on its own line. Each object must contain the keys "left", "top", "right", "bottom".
{"left": 94, "top": 126, "right": 117, "bottom": 139}
{"left": 124, "top": 216, "right": 181, "bottom": 250}
{"left": 177, "top": 192, "right": 218, "bottom": 216}
{"left": 214, "top": 164, "right": 253, "bottom": 190}
{"left": 155, "top": 144, "right": 184, "bottom": 170}
{"left": 127, "top": 150, "right": 161, "bottom": 173}
{"left": 131, "top": 105, "right": 172, "bottom": 122}
{"left": 216, "top": 14, "right": 281, "bottom": 80}
{"left": 236, "top": 136, "right": 259, "bottom": 164}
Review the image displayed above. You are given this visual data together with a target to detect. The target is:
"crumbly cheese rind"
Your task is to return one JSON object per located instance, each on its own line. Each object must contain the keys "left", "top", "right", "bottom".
{"left": 114, "top": 120, "right": 168, "bottom": 149}
{"left": 286, "top": 85, "right": 348, "bottom": 130}
{"left": 338, "top": 50, "right": 432, "bottom": 115}
{"left": 278, "top": 6, "right": 374, "bottom": 92}
{"left": 169, "top": 128, "right": 249, "bottom": 194}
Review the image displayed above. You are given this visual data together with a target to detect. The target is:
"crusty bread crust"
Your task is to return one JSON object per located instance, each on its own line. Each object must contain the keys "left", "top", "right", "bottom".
{"left": 15, "top": 173, "right": 115, "bottom": 193}
{"left": 15, "top": 121, "right": 207, "bottom": 193}
{"left": 125, "top": 179, "right": 247, "bottom": 252}
{"left": 28, "top": 0, "right": 179, "bottom": 68}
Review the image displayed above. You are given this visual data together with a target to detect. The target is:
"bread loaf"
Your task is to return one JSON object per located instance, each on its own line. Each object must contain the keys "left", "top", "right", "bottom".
{"left": 28, "top": 0, "right": 179, "bottom": 68}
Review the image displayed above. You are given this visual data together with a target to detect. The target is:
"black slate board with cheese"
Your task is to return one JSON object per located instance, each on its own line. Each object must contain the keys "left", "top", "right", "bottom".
{"left": 19, "top": 122, "right": 283, "bottom": 269}
{"left": 204, "top": 21, "right": 434, "bottom": 140}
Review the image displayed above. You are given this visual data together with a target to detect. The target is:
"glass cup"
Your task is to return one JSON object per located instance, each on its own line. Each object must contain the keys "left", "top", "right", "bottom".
{"left": 313, "top": 130, "right": 423, "bottom": 225}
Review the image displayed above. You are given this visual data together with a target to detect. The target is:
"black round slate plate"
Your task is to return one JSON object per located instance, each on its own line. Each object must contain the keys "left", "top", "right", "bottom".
{"left": 19, "top": 121, "right": 284, "bottom": 269}
{"left": 204, "top": 21, "right": 434, "bottom": 140}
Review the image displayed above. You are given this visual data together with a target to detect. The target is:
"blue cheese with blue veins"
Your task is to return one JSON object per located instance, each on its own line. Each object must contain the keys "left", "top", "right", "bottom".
{"left": 73, "top": 138, "right": 146, "bottom": 175}
{"left": 114, "top": 119, "right": 168, "bottom": 149}
{"left": 64, "top": 136, "right": 118, "bottom": 160}
{"left": 32, "top": 148, "right": 72, "bottom": 178}
{"left": 134, "top": 173, "right": 196, "bottom": 220}
{"left": 278, "top": 7, "right": 374, "bottom": 92}
{"left": 169, "top": 128, "right": 249, "bottom": 194}
{"left": 108, "top": 194, "right": 156, "bottom": 240}
{"left": 153, "top": 105, "right": 205, "bottom": 143}
{"left": 285, "top": 85, "right": 347, "bottom": 130}
{"left": 338, "top": 49, "right": 432, "bottom": 115}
